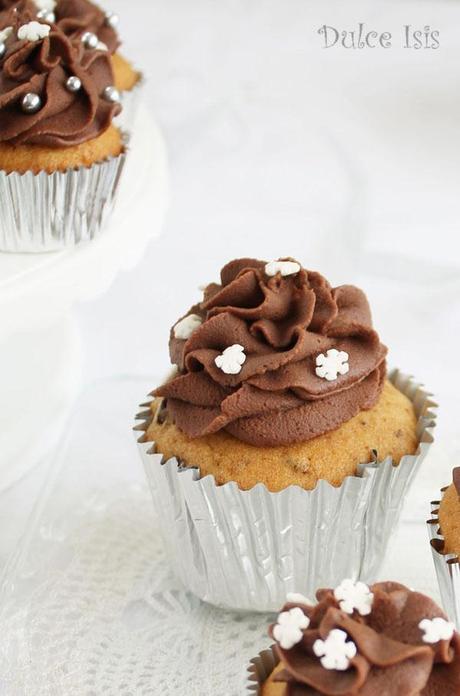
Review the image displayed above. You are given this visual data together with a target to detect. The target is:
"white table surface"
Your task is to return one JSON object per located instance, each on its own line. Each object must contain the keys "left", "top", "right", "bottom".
{"left": 0, "top": 0, "right": 459, "bottom": 691}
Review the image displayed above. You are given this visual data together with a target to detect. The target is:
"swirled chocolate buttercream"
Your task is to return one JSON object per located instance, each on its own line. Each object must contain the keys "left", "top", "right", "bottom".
{"left": 0, "top": 21, "right": 120, "bottom": 146}
{"left": 54, "top": 0, "right": 120, "bottom": 54}
{"left": 0, "top": 0, "right": 119, "bottom": 52}
{"left": 0, "top": 0, "right": 24, "bottom": 9}
{"left": 268, "top": 581, "right": 460, "bottom": 695}
{"left": 0, "top": 0, "right": 35, "bottom": 27}
{"left": 155, "top": 258, "right": 388, "bottom": 447}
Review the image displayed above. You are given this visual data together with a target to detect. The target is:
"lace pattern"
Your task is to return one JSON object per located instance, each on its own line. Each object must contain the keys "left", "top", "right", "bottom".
{"left": 0, "top": 487, "right": 269, "bottom": 695}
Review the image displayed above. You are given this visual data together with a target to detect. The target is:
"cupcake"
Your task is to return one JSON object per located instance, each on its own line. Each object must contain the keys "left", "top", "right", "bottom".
{"left": 248, "top": 580, "right": 460, "bottom": 695}
{"left": 135, "top": 257, "right": 436, "bottom": 611}
{"left": 0, "top": 16, "right": 126, "bottom": 250}
{"left": 428, "top": 468, "right": 460, "bottom": 628}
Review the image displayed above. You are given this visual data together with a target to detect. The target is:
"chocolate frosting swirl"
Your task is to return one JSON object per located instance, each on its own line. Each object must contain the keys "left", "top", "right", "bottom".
{"left": 155, "top": 258, "right": 387, "bottom": 447}
{"left": 0, "top": 22, "right": 120, "bottom": 146}
{"left": 269, "top": 582, "right": 460, "bottom": 695}
{"left": 54, "top": 0, "right": 120, "bottom": 54}
{"left": 0, "top": 0, "right": 25, "bottom": 8}
{"left": 0, "top": 0, "right": 36, "bottom": 25}
{"left": 0, "top": 0, "right": 119, "bottom": 52}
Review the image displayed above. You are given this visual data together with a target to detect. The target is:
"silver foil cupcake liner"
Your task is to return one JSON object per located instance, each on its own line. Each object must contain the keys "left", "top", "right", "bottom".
{"left": 0, "top": 139, "right": 127, "bottom": 253}
{"left": 247, "top": 647, "right": 279, "bottom": 694}
{"left": 118, "top": 74, "right": 145, "bottom": 129}
{"left": 135, "top": 370, "right": 436, "bottom": 612}
{"left": 428, "top": 496, "right": 460, "bottom": 628}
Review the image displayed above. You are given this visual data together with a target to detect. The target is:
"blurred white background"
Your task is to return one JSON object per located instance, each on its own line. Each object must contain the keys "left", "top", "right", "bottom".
{"left": 1, "top": 0, "right": 460, "bottom": 579}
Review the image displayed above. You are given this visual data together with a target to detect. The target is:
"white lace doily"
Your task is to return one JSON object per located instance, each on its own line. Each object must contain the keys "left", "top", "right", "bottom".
{"left": 0, "top": 378, "right": 270, "bottom": 696}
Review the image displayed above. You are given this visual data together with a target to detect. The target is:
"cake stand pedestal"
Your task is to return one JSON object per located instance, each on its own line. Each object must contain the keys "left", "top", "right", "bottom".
{"left": 0, "top": 106, "right": 170, "bottom": 493}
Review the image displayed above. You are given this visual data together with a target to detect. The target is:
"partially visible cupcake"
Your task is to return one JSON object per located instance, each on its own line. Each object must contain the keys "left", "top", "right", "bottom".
{"left": 429, "top": 468, "right": 460, "bottom": 629}
{"left": 437, "top": 469, "right": 460, "bottom": 557}
{"left": 248, "top": 580, "right": 460, "bottom": 695}
{"left": 0, "top": 16, "right": 126, "bottom": 250}
{"left": 136, "top": 257, "right": 436, "bottom": 611}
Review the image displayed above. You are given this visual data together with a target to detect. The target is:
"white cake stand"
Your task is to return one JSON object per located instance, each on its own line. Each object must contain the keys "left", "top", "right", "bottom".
{"left": 0, "top": 106, "right": 170, "bottom": 492}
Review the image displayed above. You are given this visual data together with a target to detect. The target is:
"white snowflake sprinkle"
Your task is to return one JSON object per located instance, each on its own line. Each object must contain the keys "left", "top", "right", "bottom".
{"left": 215, "top": 344, "right": 246, "bottom": 375}
{"left": 97, "top": 40, "right": 108, "bottom": 51}
{"left": 0, "top": 26, "right": 13, "bottom": 43}
{"left": 273, "top": 607, "right": 310, "bottom": 650}
{"left": 419, "top": 618, "right": 455, "bottom": 644}
{"left": 18, "top": 21, "right": 50, "bottom": 41}
{"left": 287, "top": 592, "right": 313, "bottom": 606}
{"left": 173, "top": 314, "right": 202, "bottom": 340}
{"left": 33, "top": 0, "right": 56, "bottom": 9}
{"left": 316, "top": 349, "right": 349, "bottom": 382}
{"left": 313, "top": 629, "right": 357, "bottom": 671}
{"left": 334, "top": 579, "right": 374, "bottom": 617}
{"left": 265, "top": 260, "right": 301, "bottom": 277}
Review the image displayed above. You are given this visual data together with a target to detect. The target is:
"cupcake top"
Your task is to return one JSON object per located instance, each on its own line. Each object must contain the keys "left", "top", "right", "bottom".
{"left": 0, "top": 0, "right": 120, "bottom": 53}
{"left": 155, "top": 258, "right": 387, "bottom": 447}
{"left": 268, "top": 580, "right": 460, "bottom": 695}
{"left": 436, "top": 468, "right": 460, "bottom": 557}
{"left": 0, "top": 18, "right": 121, "bottom": 147}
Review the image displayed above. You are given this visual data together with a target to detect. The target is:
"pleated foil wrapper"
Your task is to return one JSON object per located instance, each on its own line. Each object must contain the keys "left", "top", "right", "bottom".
{"left": 118, "top": 75, "right": 145, "bottom": 129}
{"left": 247, "top": 647, "right": 279, "bottom": 694}
{"left": 0, "top": 140, "right": 127, "bottom": 253}
{"left": 135, "top": 370, "right": 436, "bottom": 612}
{"left": 428, "top": 497, "right": 460, "bottom": 628}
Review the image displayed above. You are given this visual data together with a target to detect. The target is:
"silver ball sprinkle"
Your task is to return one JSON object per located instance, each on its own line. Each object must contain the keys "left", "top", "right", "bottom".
{"left": 81, "top": 31, "right": 98, "bottom": 49}
{"left": 105, "top": 11, "right": 119, "bottom": 29}
{"left": 0, "top": 43, "right": 6, "bottom": 60}
{"left": 66, "top": 75, "right": 82, "bottom": 92}
{"left": 37, "top": 9, "right": 55, "bottom": 23}
{"left": 21, "top": 92, "right": 42, "bottom": 114}
{"left": 102, "top": 85, "right": 120, "bottom": 103}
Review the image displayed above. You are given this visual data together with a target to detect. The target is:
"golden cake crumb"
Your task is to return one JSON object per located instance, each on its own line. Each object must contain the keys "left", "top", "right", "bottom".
{"left": 261, "top": 663, "right": 287, "bottom": 696}
{"left": 438, "top": 483, "right": 460, "bottom": 557}
{"left": 145, "top": 380, "right": 418, "bottom": 492}
{"left": 112, "top": 52, "right": 142, "bottom": 92}
{"left": 0, "top": 125, "right": 124, "bottom": 175}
